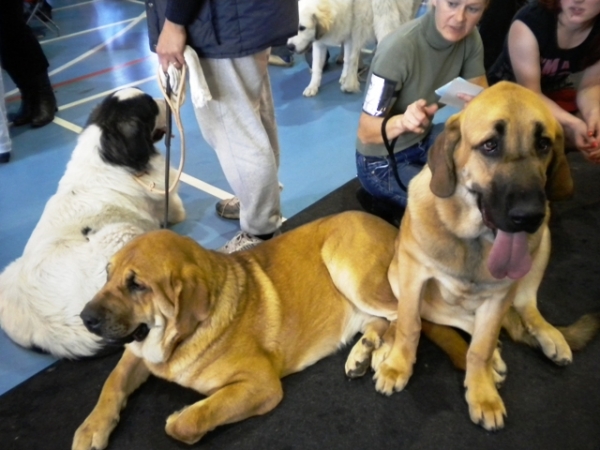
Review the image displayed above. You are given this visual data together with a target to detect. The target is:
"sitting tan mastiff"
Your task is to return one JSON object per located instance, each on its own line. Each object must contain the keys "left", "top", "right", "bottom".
{"left": 372, "top": 81, "right": 579, "bottom": 430}
{"left": 72, "top": 211, "right": 469, "bottom": 449}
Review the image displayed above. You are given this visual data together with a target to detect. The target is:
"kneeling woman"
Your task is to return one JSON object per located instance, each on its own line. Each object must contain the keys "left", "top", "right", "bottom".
{"left": 355, "top": 0, "right": 488, "bottom": 209}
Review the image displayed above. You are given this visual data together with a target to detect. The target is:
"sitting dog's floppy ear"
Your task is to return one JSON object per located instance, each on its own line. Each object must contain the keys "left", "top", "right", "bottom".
{"left": 545, "top": 122, "right": 574, "bottom": 201}
{"left": 428, "top": 114, "right": 461, "bottom": 198}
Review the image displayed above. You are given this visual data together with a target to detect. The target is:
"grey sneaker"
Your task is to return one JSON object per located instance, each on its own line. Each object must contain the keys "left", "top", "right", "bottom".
{"left": 216, "top": 197, "right": 240, "bottom": 220}
{"left": 218, "top": 231, "right": 266, "bottom": 253}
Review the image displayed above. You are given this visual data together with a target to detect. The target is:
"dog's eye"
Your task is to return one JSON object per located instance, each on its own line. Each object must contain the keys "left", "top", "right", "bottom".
{"left": 298, "top": 25, "right": 306, "bottom": 32}
{"left": 479, "top": 139, "right": 499, "bottom": 157}
{"left": 126, "top": 274, "right": 147, "bottom": 293}
{"left": 537, "top": 137, "right": 552, "bottom": 154}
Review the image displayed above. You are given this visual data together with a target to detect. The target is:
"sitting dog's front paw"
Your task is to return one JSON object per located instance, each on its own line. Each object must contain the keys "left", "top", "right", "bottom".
{"left": 372, "top": 351, "right": 413, "bottom": 395}
{"left": 465, "top": 386, "right": 507, "bottom": 431}
{"left": 303, "top": 84, "right": 319, "bottom": 97}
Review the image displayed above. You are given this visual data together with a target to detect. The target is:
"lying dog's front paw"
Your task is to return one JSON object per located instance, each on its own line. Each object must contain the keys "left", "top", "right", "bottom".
{"left": 165, "top": 407, "right": 206, "bottom": 445}
{"left": 72, "top": 416, "right": 115, "bottom": 450}
{"left": 371, "top": 340, "right": 391, "bottom": 372}
{"left": 303, "top": 85, "right": 319, "bottom": 97}
{"left": 465, "top": 384, "right": 507, "bottom": 431}
{"left": 373, "top": 355, "right": 413, "bottom": 395}
{"left": 492, "top": 348, "right": 507, "bottom": 387}
{"left": 345, "top": 335, "right": 382, "bottom": 378}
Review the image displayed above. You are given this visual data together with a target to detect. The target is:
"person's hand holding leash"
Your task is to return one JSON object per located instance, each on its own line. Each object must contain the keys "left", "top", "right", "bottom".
{"left": 157, "top": 19, "right": 187, "bottom": 72}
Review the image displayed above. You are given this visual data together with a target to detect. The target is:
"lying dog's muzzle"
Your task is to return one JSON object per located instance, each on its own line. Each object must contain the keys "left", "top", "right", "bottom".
{"left": 80, "top": 304, "right": 150, "bottom": 344}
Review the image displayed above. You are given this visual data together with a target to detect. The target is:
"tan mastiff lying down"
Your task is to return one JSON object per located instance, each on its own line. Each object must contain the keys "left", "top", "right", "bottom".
{"left": 72, "top": 211, "right": 468, "bottom": 449}
{"left": 372, "top": 81, "right": 581, "bottom": 430}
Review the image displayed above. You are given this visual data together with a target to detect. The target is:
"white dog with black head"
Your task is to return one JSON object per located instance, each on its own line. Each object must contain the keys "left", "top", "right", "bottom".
{"left": 0, "top": 88, "right": 186, "bottom": 359}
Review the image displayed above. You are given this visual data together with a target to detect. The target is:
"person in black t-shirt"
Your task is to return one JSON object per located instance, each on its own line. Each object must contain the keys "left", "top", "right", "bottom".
{"left": 488, "top": 0, "right": 600, "bottom": 161}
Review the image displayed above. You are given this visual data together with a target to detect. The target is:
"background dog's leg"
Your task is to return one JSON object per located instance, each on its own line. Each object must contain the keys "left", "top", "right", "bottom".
{"left": 339, "top": 39, "right": 361, "bottom": 93}
{"left": 511, "top": 230, "right": 572, "bottom": 365}
{"left": 303, "top": 42, "right": 328, "bottom": 97}
{"left": 164, "top": 373, "right": 283, "bottom": 445}
{"left": 464, "top": 297, "right": 512, "bottom": 431}
{"left": 72, "top": 350, "right": 150, "bottom": 450}
{"left": 345, "top": 317, "right": 389, "bottom": 378}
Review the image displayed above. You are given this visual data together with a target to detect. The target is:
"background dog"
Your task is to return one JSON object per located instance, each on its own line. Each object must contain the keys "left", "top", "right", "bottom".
{"left": 72, "top": 211, "right": 468, "bottom": 448}
{"left": 0, "top": 88, "right": 186, "bottom": 359}
{"left": 372, "top": 82, "right": 597, "bottom": 430}
{"left": 287, "top": 0, "right": 420, "bottom": 97}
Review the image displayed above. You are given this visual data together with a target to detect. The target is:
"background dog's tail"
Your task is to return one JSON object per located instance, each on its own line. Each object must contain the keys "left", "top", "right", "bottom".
{"left": 502, "top": 308, "right": 600, "bottom": 351}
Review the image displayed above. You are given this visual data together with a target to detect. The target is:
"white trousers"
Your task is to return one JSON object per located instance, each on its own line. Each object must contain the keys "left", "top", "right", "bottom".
{"left": 193, "top": 49, "right": 282, "bottom": 236}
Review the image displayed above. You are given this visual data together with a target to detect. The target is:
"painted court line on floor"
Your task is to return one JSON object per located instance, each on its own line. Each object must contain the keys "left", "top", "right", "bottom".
{"left": 40, "top": 18, "right": 138, "bottom": 45}
{"left": 57, "top": 76, "right": 156, "bottom": 110}
{"left": 52, "top": 114, "right": 236, "bottom": 202}
{"left": 5, "top": 12, "right": 147, "bottom": 97}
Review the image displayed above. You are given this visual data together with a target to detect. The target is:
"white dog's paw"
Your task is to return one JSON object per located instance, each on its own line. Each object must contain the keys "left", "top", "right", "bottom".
{"left": 340, "top": 76, "right": 360, "bottom": 93}
{"left": 303, "top": 84, "right": 319, "bottom": 97}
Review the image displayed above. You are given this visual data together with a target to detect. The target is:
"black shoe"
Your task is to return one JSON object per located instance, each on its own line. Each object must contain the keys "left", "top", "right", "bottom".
{"left": 0, "top": 152, "right": 10, "bottom": 164}
{"left": 31, "top": 88, "right": 57, "bottom": 128}
{"left": 356, "top": 188, "right": 405, "bottom": 228}
{"left": 9, "top": 91, "right": 34, "bottom": 126}
{"left": 10, "top": 74, "right": 57, "bottom": 128}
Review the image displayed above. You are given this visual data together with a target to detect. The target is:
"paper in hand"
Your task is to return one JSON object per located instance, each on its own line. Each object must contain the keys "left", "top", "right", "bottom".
{"left": 435, "top": 77, "right": 484, "bottom": 109}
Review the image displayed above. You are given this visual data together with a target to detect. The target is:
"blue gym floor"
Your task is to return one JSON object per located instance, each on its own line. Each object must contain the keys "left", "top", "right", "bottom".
{"left": 0, "top": 0, "right": 439, "bottom": 396}
{"left": 0, "top": 0, "right": 365, "bottom": 395}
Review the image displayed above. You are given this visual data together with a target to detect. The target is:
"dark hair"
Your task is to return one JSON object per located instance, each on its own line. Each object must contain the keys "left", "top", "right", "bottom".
{"left": 537, "top": 0, "right": 600, "bottom": 67}
{"left": 537, "top": 0, "right": 560, "bottom": 13}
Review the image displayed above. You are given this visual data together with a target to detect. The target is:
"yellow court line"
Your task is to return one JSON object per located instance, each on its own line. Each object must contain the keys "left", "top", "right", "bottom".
{"left": 50, "top": 116, "right": 240, "bottom": 203}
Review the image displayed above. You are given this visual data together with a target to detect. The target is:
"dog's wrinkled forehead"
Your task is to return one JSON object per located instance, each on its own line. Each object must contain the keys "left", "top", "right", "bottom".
{"left": 461, "top": 82, "right": 559, "bottom": 145}
{"left": 108, "top": 230, "right": 186, "bottom": 279}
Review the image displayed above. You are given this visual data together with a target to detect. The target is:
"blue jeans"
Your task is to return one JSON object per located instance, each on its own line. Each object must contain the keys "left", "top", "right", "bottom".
{"left": 356, "top": 123, "right": 444, "bottom": 208}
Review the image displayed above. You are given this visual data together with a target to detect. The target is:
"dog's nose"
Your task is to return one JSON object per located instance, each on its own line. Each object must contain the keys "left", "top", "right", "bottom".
{"left": 508, "top": 208, "right": 545, "bottom": 233}
{"left": 80, "top": 308, "right": 102, "bottom": 333}
{"left": 287, "top": 43, "right": 296, "bottom": 52}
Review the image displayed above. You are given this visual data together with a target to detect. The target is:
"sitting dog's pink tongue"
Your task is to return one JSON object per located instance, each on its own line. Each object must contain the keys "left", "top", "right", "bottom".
{"left": 487, "top": 230, "right": 532, "bottom": 279}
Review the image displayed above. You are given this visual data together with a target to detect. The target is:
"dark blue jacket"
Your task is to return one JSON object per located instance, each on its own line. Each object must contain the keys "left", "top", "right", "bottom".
{"left": 146, "top": 0, "right": 298, "bottom": 59}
